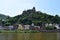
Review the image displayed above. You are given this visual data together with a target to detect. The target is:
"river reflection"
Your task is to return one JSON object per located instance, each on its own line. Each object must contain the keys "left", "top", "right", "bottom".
{"left": 0, "top": 32, "right": 60, "bottom": 40}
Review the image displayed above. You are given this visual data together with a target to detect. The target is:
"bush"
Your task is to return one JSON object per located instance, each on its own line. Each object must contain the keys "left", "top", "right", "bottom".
{"left": 46, "top": 26, "right": 54, "bottom": 30}
{"left": 31, "top": 30, "right": 39, "bottom": 33}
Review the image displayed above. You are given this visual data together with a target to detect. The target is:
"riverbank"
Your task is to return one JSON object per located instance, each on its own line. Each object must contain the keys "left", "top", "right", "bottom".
{"left": 0, "top": 29, "right": 60, "bottom": 33}
{"left": 39, "top": 29, "right": 60, "bottom": 32}
{"left": 0, "top": 30, "right": 39, "bottom": 33}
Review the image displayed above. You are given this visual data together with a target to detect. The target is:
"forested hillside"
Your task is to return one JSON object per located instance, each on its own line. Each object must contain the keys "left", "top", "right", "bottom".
{"left": 6, "top": 7, "right": 60, "bottom": 26}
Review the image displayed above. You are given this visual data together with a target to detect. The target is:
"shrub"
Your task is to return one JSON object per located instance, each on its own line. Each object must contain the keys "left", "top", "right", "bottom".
{"left": 46, "top": 26, "right": 54, "bottom": 30}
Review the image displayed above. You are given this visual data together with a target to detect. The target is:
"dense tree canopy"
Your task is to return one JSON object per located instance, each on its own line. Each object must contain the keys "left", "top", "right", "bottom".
{"left": 3, "top": 7, "right": 60, "bottom": 26}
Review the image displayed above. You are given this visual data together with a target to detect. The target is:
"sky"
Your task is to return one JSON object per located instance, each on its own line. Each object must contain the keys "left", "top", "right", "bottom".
{"left": 0, "top": 0, "right": 60, "bottom": 17}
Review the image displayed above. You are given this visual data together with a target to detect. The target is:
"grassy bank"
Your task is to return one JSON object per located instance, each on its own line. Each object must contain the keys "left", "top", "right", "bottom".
{"left": 0, "top": 30, "right": 40, "bottom": 33}
{"left": 0, "top": 29, "right": 60, "bottom": 33}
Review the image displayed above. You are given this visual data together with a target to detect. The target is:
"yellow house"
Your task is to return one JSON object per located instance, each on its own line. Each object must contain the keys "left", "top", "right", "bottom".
{"left": 18, "top": 24, "right": 24, "bottom": 30}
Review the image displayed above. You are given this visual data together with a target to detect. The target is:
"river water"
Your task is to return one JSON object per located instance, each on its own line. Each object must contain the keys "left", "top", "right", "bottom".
{"left": 0, "top": 33, "right": 60, "bottom": 40}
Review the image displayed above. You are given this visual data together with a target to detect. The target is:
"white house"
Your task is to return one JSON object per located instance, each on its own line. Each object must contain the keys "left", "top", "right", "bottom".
{"left": 55, "top": 24, "right": 60, "bottom": 29}
{"left": 0, "top": 26, "right": 3, "bottom": 30}
{"left": 45, "top": 23, "right": 53, "bottom": 27}
{"left": 34, "top": 26, "right": 40, "bottom": 28}
{"left": 45, "top": 23, "right": 49, "bottom": 27}
{"left": 49, "top": 23, "right": 53, "bottom": 26}
{"left": 24, "top": 25, "right": 30, "bottom": 30}
{"left": 31, "top": 23, "right": 34, "bottom": 26}
{"left": 18, "top": 24, "right": 24, "bottom": 30}
{"left": 8, "top": 26, "right": 14, "bottom": 30}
